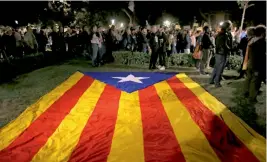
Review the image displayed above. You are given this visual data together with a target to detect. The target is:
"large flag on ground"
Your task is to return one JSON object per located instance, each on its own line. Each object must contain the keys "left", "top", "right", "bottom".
{"left": 0, "top": 71, "right": 265, "bottom": 162}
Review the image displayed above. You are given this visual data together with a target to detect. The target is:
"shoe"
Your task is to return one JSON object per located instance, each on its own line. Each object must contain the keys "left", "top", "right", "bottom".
{"left": 159, "top": 66, "right": 165, "bottom": 71}
{"left": 215, "top": 84, "right": 222, "bottom": 88}
{"left": 235, "top": 75, "right": 244, "bottom": 80}
{"left": 200, "top": 72, "right": 209, "bottom": 76}
{"left": 209, "top": 81, "right": 215, "bottom": 84}
{"left": 149, "top": 66, "right": 156, "bottom": 70}
{"left": 157, "top": 65, "right": 162, "bottom": 69}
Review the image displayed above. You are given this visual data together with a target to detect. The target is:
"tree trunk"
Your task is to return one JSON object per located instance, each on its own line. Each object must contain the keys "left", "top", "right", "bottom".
{"left": 122, "top": 9, "right": 132, "bottom": 25}
{"left": 240, "top": 2, "right": 248, "bottom": 32}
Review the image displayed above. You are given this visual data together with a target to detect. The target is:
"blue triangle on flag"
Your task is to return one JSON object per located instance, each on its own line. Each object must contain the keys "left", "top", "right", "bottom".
{"left": 83, "top": 72, "right": 177, "bottom": 93}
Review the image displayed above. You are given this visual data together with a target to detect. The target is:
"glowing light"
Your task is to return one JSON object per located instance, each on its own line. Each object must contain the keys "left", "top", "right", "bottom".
{"left": 219, "top": 21, "right": 224, "bottom": 26}
{"left": 164, "top": 20, "right": 171, "bottom": 27}
{"left": 111, "top": 19, "right": 115, "bottom": 25}
{"left": 15, "top": 20, "right": 18, "bottom": 24}
{"left": 120, "top": 23, "right": 124, "bottom": 27}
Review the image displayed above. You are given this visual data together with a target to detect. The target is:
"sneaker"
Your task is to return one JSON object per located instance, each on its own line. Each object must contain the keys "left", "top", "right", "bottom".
{"left": 149, "top": 66, "right": 156, "bottom": 70}
{"left": 215, "top": 84, "right": 222, "bottom": 88}
{"left": 159, "top": 66, "right": 165, "bottom": 71}
{"left": 209, "top": 81, "right": 215, "bottom": 84}
{"left": 200, "top": 72, "right": 209, "bottom": 76}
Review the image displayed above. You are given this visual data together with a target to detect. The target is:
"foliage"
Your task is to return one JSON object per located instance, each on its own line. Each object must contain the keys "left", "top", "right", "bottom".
{"left": 227, "top": 54, "right": 243, "bottom": 70}
{"left": 156, "top": 11, "right": 180, "bottom": 26}
{"left": 113, "top": 51, "right": 243, "bottom": 70}
{"left": 71, "top": 2, "right": 128, "bottom": 27}
{"left": 237, "top": 0, "right": 254, "bottom": 9}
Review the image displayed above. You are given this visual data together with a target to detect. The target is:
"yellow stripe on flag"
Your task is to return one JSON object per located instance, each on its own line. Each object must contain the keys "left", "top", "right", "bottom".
{"left": 107, "top": 91, "right": 144, "bottom": 162}
{"left": 0, "top": 72, "right": 83, "bottom": 151}
{"left": 31, "top": 80, "right": 106, "bottom": 162}
{"left": 154, "top": 81, "right": 221, "bottom": 162}
{"left": 176, "top": 73, "right": 266, "bottom": 162}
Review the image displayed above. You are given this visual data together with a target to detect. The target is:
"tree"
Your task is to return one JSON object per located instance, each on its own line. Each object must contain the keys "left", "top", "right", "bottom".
{"left": 47, "top": 0, "right": 72, "bottom": 26}
{"left": 237, "top": 0, "right": 254, "bottom": 31}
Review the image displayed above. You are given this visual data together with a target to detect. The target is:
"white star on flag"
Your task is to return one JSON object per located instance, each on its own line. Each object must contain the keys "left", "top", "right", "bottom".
{"left": 112, "top": 74, "right": 149, "bottom": 83}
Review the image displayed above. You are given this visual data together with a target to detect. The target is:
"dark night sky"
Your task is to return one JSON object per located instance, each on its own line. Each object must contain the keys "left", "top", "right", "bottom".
{"left": 0, "top": 1, "right": 265, "bottom": 26}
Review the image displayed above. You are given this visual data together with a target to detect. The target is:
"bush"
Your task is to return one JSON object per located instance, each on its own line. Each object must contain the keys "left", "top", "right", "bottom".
{"left": 113, "top": 51, "right": 243, "bottom": 70}
{"left": 227, "top": 55, "right": 243, "bottom": 70}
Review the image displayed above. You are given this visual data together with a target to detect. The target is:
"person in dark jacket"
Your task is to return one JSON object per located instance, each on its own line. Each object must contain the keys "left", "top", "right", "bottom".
{"left": 104, "top": 25, "right": 115, "bottom": 63}
{"left": 199, "top": 26, "right": 214, "bottom": 75}
{"left": 176, "top": 30, "right": 184, "bottom": 53}
{"left": 157, "top": 26, "right": 168, "bottom": 70}
{"left": 80, "top": 26, "right": 91, "bottom": 59}
{"left": 243, "top": 25, "right": 266, "bottom": 102}
{"left": 149, "top": 25, "right": 159, "bottom": 70}
{"left": 139, "top": 27, "right": 149, "bottom": 53}
{"left": 122, "top": 28, "right": 133, "bottom": 51}
{"left": 236, "top": 27, "right": 255, "bottom": 79}
{"left": 210, "top": 21, "right": 232, "bottom": 87}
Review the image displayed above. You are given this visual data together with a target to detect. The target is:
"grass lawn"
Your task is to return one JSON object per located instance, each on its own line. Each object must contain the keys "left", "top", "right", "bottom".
{"left": 0, "top": 58, "right": 266, "bottom": 137}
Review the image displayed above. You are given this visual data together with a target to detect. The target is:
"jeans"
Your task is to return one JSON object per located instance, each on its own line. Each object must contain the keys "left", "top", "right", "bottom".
{"left": 184, "top": 49, "right": 190, "bottom": 54}
{"left": 210, "top": 54, "right": 227, "bottom": 85}
{"left": 171, "top": 44, "right": 177, "bottom": 54}
{"left": 91, "top": 43, "right": 99, "bottom": 66}
{"left": 200, "top": 48, "right": 210, "bottom": 73}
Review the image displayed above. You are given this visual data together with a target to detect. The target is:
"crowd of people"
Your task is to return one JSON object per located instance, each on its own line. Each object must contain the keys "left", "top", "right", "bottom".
{"left": 0, "top": 20, "right": 266, "bottom": 102}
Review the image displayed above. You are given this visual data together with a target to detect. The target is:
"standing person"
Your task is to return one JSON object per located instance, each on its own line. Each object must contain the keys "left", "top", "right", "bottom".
{"left": 190, "top": 30, "right": 196, "bottom": 53}
{"left": 148, "top": 25, "right": 159, "bottom": 70}
{"left": 122, "top": 28, "right": 133, "bottom": 51}
{"left": 139, "top": 27, "right": 149, "bottom": 53}
{"left": 97, "top": 27, "right": 105, "bottom": 65}
{"left": 210, "top": 21, "right": 232, "bottom": 87}
{"left": 243, "top": 25, "right": 266, "bottom": 103}
{"left": 222, "top": 21, "right": 233, "bottom": 79}
{"left": 104, "top": 25, "right": 115, "bottom": 63}
{"left": 90, "top": 25, "right": 100, "bottom": 67}
{"left": 236, "top": 27, "right": 255, "bottom": 79}
{"left": 184, "top": 30, "right": 191, "bottom": 54}
{"left": 199, "top": 26, "right": 214, "bottom": 75}
{"left": 157, "top": 26, "right": 168, "bottom": 70}
{"left": 207, "top": 31, "right": 216, "bottom": 69}
{"left": 23, "top": 26, "right": 38, "bottom": 55}
{"left": 176, "top": 30, "right": 184, "bottom": 53}
{"left": 80, "top": 26, "right": 91, "bottom": 59}
{"left": 14, "top": 27, "right": 24, "bottom": 58}
{"left": 194, "top": 30, "right": 203, "bottom": 70}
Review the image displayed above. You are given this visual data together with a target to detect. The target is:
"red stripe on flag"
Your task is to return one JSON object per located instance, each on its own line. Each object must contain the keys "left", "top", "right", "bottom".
{"left": 139, "top": 86, "right": 186, "bottom": 162}
{"left": 68, "top": 85, "right": 121, "bottom": 162}
{"left": 167, "top": 77, "right": 259, "bottom": 162}
{"left": 0, "top": 76, "right": 94, "bottom": 162}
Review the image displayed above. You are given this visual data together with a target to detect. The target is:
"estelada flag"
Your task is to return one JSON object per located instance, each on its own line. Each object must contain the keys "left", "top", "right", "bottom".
{"left": 0, "top": 72, "right": 265, "bottom": 162}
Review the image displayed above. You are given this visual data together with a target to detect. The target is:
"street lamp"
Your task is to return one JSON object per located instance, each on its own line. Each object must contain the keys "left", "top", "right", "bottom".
{"left": 164, "top": 20, "right": 171, "bottom": 27}
{"left": 111, "top": 19, "right": 115, "bottom": 25}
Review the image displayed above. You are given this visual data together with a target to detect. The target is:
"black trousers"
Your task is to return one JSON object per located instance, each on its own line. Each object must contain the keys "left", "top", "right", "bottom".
{"left": 158, "top": 51, "right": 166, "bottom": 66}
{"left": 149, "top": 50, "right": 159, "bottom": 69}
